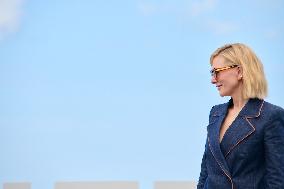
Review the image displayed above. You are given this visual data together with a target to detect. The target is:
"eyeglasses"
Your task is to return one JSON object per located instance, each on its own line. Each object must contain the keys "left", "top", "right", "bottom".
{"left": 210, "top": 65, "right": 239, "bottom": 78}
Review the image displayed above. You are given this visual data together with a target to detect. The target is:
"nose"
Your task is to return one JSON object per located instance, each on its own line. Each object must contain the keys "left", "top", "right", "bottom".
{"left": 211, "top": 75, "right": 217, "bottom": 84}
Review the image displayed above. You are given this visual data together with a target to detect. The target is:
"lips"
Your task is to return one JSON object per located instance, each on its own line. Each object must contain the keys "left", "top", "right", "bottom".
{"left": 216, "top": 84, "right": 222, "bottom": 90}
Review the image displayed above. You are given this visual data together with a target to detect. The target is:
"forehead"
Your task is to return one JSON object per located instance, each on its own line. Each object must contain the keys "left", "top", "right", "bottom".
{"left": 211, "top": 56, "right": 227, "bottom": 68}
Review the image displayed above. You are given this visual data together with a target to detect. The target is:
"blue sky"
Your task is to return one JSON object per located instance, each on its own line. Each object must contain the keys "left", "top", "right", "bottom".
{"left": 1, "top": 0, "right": 284, "bottom": 189}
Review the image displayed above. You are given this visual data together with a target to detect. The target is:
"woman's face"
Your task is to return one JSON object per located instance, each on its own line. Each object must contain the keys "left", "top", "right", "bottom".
{"left": 211, "top": 55, "right": 242, "bottom": 97}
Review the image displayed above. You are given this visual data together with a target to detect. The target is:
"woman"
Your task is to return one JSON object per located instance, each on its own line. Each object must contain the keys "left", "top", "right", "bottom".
{"left": 197, "top": 43, "right": 284, "bottom": 189}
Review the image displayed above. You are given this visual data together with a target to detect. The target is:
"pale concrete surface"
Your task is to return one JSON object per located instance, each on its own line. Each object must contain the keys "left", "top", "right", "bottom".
{"left": 2, "top": 181, "right": 197, "bottom": 189}
{"left": 3, "top": 183, "right": 31, "bottom": 189}
{"left": 154, "top": 181, "right": 196, "bottom": 189}
{"left": 54, "top": 181, "right": 139, "bottom": 189}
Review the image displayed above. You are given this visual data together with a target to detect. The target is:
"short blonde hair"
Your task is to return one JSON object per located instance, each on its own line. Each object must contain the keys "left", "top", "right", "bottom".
{"left": 210, "top": 43, "right": 268, "bottom": 99}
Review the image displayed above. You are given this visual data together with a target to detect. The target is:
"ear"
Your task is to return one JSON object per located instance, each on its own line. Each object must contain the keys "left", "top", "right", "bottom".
{"left": 237, "top": 66, "right": 243, "bottom": 80}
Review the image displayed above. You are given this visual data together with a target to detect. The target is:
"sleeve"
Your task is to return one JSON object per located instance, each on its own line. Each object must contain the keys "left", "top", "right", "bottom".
{"left": 263, "top": 109, "right": 284, "bottom": 188}
{"left": 197, "top": 140, "right": 208, "bottom": 189}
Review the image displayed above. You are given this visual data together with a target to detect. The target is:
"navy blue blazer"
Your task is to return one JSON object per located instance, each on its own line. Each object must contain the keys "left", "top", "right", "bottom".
{"left": 197, "top": 98, "right": 284, "bottom": 189}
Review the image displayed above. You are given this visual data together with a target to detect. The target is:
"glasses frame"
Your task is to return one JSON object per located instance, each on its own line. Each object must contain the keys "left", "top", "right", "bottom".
{"left": 210, "top": 65, "right": 239, "bottom": 78}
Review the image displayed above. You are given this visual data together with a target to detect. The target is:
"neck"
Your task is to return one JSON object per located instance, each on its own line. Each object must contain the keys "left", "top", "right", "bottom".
{"left": 231, "top": 96, "right": 248, "bottom": 110}
{"left": 230, "top": 82, "right": 248, "bottom": 109}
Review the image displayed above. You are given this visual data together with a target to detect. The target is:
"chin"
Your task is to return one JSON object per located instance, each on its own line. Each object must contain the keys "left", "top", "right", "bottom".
{"left": 219, "top": 91, "right": 229, "bottom": 97}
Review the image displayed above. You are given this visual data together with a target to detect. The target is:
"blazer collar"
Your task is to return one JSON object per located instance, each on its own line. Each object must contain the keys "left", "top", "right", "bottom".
{"left": 238, "top": 98, "right": 264, "bottom": 118}
{"left": 212, "top": 98, "right": 264, "bottom": 118}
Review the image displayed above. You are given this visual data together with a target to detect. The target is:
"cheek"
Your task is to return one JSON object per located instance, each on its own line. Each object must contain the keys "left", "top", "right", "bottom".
{"left": 219, "top": 74, "right": 239, "bottom": 85}
{"left": 224, "top": 79, "right": 239, "bottom": 89}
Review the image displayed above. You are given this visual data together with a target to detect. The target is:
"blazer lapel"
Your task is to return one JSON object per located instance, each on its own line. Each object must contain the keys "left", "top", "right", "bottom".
{"left": 220, "top": 98, "right": 264, "bottom": 158}
{"left": 207, "top": 102, "right": 232, "bottom": 177}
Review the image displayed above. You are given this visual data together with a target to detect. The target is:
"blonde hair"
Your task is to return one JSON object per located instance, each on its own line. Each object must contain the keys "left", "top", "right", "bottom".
{"left": 210, "top": 43, "right": 268, "bottom": 99}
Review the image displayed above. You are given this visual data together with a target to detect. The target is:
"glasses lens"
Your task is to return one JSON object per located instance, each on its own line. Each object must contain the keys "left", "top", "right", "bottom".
{"left": 210, "top": 69, "right": 215, "bottom": 77}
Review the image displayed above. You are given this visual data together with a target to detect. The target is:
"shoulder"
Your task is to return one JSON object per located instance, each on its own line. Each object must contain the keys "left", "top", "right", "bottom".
{"left": 262, "top": 101, "right": 284, "bottom": 121}
{"left": 263, "top": 101, "right": 284, "bottom": 117}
